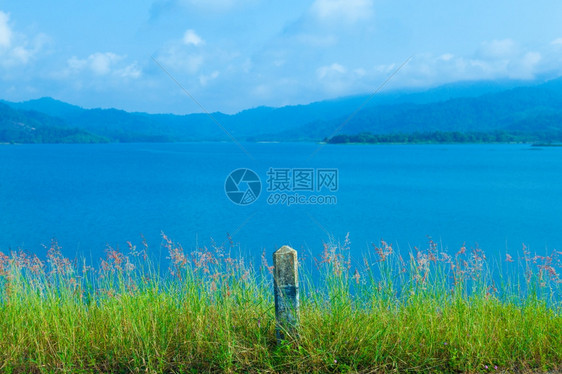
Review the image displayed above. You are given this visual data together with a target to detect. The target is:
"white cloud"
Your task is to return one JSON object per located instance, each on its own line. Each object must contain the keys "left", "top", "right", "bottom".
{"left": 0, "top": 11, "right": 12, "bottom": 48}
{"left": 439, "top": 53, "right": 454, "bottom": 62}
{"left": 317, "top": 62, "right": 346, "bottom": 79}
{"left": 522, "top": 51, "right": 542, "bottom": 67}
{"left": 397, "top": 44, "right": 549, "bottom": 88}
{"left": 199, "top": 70, "right": 219, "bottom": 86}
{"left": 67, "top": 56, "right": 88, "bottom": 71}
{"left": 117, "top": 63, "right": 142, "bottom": 79}
{"left": 64, "top": 52, "right": 141, "bottom": 79}
{"left": 373, "top": 63, "right": 396, "bottom": 74}
{"left": 478, "top": 39, "right": 519, "bottom": 59}
{"left": 551, "top": 38, "right": 562, "bottom": 46}
{"left": 154, "top": 30, "right": 213, "bottom": 75}
{"left": 157, "top": 47, "right": 204, "bottom": 74}
{"left": 311, "top": 0, "right": 374, "bottom": 23}
{"left": 473, "top": 40, "right": 543, "bottom": 80}
{"left": 514, "top": 51, "right": 542, "bottom": 79}
{"left": 0, "top": 11, "right": 47, "bottom": 69}
{"left": 354, "top": 67, "right": 366, "bottom": 76}
{"left": 11, "top": 46, "right": 32, "bottom": 64}
{"left": 315, "top": 63, "right": 352, "bottom": 94}
{"left": 386, "top": 39, "right": 547, "bottom": 84}
{"left": 90, "top": 52, "right": 122, "bottom": 75}
{"left": 252, "top": 84, "right": 271, "bottom": 97}
{"left": 68, "top": 52, "right": 122, "bottom": 75}
{"left": 183, "top": 29, "right": 204, "bottom": 46}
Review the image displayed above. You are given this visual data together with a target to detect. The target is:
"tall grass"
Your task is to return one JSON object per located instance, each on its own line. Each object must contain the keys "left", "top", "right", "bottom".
{"left": 0, "top": 234, "right": 560, "bottom": 373}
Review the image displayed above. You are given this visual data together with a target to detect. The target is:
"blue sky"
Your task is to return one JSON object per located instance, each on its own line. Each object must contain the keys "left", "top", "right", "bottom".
{"left": 1, "top": 0, "right": 561, "bottom": 114}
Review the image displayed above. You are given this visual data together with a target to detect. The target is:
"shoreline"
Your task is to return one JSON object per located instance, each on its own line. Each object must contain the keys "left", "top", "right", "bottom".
{"left": 0, "top": 140, "right": 551, "bottom": 146}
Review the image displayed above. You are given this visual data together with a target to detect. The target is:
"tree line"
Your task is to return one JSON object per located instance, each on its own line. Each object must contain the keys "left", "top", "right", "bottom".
{"left": 326, "top": 130, "right": 562, "bottom": 144}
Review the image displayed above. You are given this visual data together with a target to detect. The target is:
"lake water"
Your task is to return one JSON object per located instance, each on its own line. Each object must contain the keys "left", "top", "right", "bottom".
{"left": 1, "top": 142, "right": 561, "bottom": 265}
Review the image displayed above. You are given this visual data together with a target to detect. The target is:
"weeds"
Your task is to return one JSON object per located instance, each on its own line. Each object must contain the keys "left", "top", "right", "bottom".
{"left": 0, "top": 234, "right": 560, "bottom": 373}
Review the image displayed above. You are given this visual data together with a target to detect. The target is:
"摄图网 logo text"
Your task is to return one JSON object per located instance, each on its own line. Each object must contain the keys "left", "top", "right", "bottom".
{"left": 224, "top": 167, "right": 338, "bottom": 206}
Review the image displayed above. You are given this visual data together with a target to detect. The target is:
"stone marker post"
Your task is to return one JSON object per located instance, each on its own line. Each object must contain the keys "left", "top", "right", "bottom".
{"left": 273, "top": 245, "right": 299, "bottom": 342}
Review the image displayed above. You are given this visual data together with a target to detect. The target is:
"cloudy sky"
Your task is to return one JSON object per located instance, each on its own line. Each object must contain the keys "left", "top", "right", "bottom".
{"left": 1, "top": 0, "right": 561, "bottom": 114}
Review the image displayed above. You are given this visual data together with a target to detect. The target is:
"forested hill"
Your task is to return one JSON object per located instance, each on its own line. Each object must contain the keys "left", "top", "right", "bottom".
{"left": 276, "top": 77, "right": 562, "bottom": 142}
{"left": 2, "top": 77, "right": 562, "bottom": 143}
{"left": 0, "top": 102, "right": 107, "bottom": 143}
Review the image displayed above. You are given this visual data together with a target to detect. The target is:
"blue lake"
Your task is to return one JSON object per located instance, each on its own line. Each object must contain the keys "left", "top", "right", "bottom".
{"left": 1, "top": 142, "right": 561, "bottom": 265}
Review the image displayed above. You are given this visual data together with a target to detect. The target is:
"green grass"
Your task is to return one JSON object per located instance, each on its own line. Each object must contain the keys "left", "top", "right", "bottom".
{"left": 0, "top": 235, "right": 560, "bottom": 373}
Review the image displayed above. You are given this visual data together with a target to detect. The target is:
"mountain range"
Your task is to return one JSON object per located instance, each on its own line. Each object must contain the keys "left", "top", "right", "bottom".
{"left": 2, "top": 77, "right": 562, "bottom": 143}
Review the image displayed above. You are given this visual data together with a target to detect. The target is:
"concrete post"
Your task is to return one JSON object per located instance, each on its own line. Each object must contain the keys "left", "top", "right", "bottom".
{"left": 273, "top": 245, "right": 299, "bottom": 342}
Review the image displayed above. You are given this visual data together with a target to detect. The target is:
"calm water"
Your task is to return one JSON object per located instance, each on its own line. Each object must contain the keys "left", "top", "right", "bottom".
{"left": 1, "top": 142, "right": 561, "bottom": 264}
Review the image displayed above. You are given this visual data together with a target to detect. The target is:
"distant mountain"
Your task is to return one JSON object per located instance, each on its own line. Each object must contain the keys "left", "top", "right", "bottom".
{"left": 0, "top": 102, "right": 107, "bottom": 143}
{"left": 2, "top": 77, "right": 562, "bottom": 143}
{"left": 270, "top": 77, "right": 562, "bottom": 142}
{"left": 6, "top": 97, "right": 86, "bottom": 118}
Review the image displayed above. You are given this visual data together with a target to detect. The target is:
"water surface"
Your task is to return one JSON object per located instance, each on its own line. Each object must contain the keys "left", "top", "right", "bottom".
{"left": 1, "top": 143, "right": 560, "bottom": 263}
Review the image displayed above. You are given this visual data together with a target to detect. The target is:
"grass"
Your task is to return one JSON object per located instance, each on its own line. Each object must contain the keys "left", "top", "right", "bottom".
{"left": 0, "top": 234, "right": 560, "bottom": 373}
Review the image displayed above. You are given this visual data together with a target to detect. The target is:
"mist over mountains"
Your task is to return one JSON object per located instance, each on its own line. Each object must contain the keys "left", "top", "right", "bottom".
{"left": 2, "top": 77, "right": 562, "bottom": 144}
